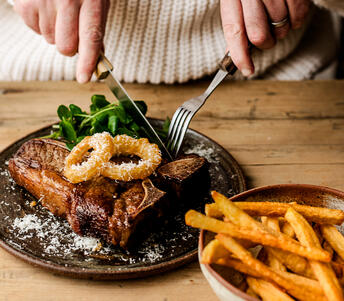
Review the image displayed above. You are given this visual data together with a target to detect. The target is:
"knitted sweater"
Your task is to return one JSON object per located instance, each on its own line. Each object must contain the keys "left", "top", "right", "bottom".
{"left": 0, "top": 0, "right": 342, "bottom": 83}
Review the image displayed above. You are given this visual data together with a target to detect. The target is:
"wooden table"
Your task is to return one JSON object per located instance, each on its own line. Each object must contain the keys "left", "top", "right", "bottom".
{"left": 0, "top": 80, "right": 344, "bottom": 300}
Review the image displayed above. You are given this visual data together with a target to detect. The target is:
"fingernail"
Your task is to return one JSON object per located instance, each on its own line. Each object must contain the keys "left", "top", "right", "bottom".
{"left": 241, "top": 68, "right": 252, "bottom": 77}
{"left": 78, "top": 73, "right": 89, "bottom": 84}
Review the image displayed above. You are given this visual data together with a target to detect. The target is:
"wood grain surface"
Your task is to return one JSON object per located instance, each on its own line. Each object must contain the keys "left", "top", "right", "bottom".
{"left": 0, "top": 80, "right": 344, "bottom": 301}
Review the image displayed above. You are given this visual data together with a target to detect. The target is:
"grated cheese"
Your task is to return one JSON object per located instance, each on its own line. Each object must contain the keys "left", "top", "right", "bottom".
{"left": 184, "top": 143, "right": 217, "bottom": 163}
{"left": 12, "top": 213, "right": 102, "bottom": 255}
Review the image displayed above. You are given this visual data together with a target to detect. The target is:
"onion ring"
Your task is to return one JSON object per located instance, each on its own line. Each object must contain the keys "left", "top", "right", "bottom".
{"left": 101, "top": 135, "right": 162, "bottom": 181}
{"left": 64, "top": 132, "right": 114, "bottom": 183}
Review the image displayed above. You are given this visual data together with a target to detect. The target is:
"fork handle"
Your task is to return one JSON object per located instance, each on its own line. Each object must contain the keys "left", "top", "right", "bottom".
{"left": 219, "top": 51, "right": 237, "bottom": 75}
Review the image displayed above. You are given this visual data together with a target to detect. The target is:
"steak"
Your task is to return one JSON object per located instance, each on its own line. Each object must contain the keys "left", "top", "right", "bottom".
{"left": 157, "top": 154, "right": 209, "bottom": 200}
{"left": 8, "top": 138, "right": 208, "bottom": 247}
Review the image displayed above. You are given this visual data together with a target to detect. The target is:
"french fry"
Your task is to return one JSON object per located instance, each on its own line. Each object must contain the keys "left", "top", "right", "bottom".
{"left": 285, "top": 207, "right": 343, "bottom": 301}
{"left": 324, "top": 240, "right": 335, "bottom": 258}
{"left": 272, "top": 252, "right": 344, "bottom": 279}
{"left": 216, "top": 257, "right": 323, "bottom": 296}
{"left": 246, "top": 277, "right": 294, "bottom": 301}
{"left": 275, "top": 268, "right": 322, "bottom": 295}
{"left": 185, "top": 210, "right": 331, "bottom": 262}
{"left": 212, "top": 191, "right": 327, "bottom": 250}
{"left": 206, "top": 200, "right": 344, "bottom": 224}
{"left": 261, "top": 217, "right": 286, "bottom": 272}
{"left": 263, "top": 218, "right": 314, "bottom": 278}
{"left": 216, "top": 258, "right": 262, "bottom": 278}
{"left": 212, "top": 191, "right": 263, "bottom": 231}
{"left": 246, "top": 287, "right": 259, "bottom": 299}
{"left": 198, "top": 191, "right": 344, "bottom": 300}
{"left": 201, "top": 238, "right": 256, "bottom": 264}
{"left": 281, "top": 221, "right": 296, "bottom": 238}
{"left": 240, "top": 201, "right": 344, "bottom": 224}
{"left": 216, "top": 234, "right": 326, "bottom": 301}
{"left": 266, "top": 251, "right": 286, "bottom": 272}
{"left": 201, "top": 239, "right": 231, "bottom": 264}
{"left": 268, "top": 248, "right": 314, "bottom": 278}
{"left": 210, "top": 192, "right": 331, "bottom": 262}
{"left": 205, "top": 203, "right": 222, "bottom": 218}
{"left": 261, "top": 216, "right": 280, "bottom": 231}
{"left": 321, "top": 224, "right": 344, "bottom": 262}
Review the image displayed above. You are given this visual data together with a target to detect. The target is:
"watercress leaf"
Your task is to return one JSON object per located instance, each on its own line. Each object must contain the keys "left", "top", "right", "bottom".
{"left": 154, "top": 128, "right": 167, "bottom": 140}
{"left": 162, "top": 116, "right": 171, "bottom": 133}
{"left": 95, "top": 110, "right": 110, "bottom": 123}
{"left": 51, "top": 130, "right": 62, "bottom": 139}
{"left": 129, "top": 121, "right": 140, "bottom": 132}
{"left": 90, "top": 103, "right": 99, "bottom": 114}
{"left": 69, "top": 104, "right": 85, "bottom": 125}
{"left": 80, "top": 127, "right": 91, "bottom": 137}
{"left": 69, "top": 104, "right": 83, "bottom": 116}
{"left": 120, "top": 100, "right": 145, "bottom": 118}
{"left": 66, "top": 143, "right": 75, "bottom": 151}
{"left": 91, "top": 94, "right": 110, "bottom": 109}
{"left": 127, "top": 115, "right": 133, "bottom": 124}
{"left": 40, "top": 130, "right": 61, "bottom": 140}
{"left": 114, "top": 104, "right": 130, "bottom": 124}
{"left": 108, "top": 115, "right": 119, "bottom": 135}
{"left": 60, "top": 120, "right": 77, "bottom": 142}
{"left": 90, "top": 118, "right": 106, "bottom": 135}
{"left": 134, "top": 100, "right": 148, "bottom": 115}
{"left": 57, "top": 105, "right": 71, "bottom": 121}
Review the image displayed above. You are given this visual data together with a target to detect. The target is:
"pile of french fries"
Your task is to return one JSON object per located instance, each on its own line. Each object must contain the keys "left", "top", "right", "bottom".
{"left": 185, "top": 191, "right": 344, "bottom": 301}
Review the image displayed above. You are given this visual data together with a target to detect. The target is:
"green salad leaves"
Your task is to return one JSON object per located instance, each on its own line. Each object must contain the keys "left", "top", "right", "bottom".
{"left": 46, "top": 94, "right": 170, "bottom": 150}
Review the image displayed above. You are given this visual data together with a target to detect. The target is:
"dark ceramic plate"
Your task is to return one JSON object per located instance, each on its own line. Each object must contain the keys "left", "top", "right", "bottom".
{"left": 0, "top": 119, "right": 245, "bottom": 279}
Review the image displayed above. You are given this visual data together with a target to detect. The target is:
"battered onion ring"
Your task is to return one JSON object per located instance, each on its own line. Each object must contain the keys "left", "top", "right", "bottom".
{"left": 101, "top": 135, "right": 162, "bottom": 181}
{"left": 64, "top": 132, "right": 114, "bottom": 183}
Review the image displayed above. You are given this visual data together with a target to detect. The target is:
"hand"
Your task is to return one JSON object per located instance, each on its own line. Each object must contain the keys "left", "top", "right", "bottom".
{"left": 14, "top": 0, "right": 110, "bottom": 83}
{"left": 220, "top": 0, "right": 310, "bottom": 77}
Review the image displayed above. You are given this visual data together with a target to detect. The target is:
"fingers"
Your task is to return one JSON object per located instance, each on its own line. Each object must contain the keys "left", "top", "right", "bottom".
{"left": 220, "top": 0, "right": 253, "bottom": 77}
{"left": 55, "top": 0, "right": 80, "bottom": 56}
{"left": 241, "top": 0, "right": 275, "bottom": 49}
{"left": 14, "top": 0, "right": 40, "bottom": 34}
{"left": 38, "top": 0, "right": 56, "bottom": 44}
{"left": 77, "top": 0, "right": 108, "bottom": 83}
{"left": 286, "top": 0, "right": 310, "bottom": 29}
{"left": 262, "top": 0, "right": 290, "bottom": 39}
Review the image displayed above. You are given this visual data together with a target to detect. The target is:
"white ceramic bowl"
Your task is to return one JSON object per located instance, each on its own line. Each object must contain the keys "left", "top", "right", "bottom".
{"left": 198, "top": 184, "right": 344, "bottom": 301}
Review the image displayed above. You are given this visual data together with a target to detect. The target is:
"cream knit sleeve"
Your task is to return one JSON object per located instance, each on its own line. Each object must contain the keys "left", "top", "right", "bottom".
{"left": 0, "top": 0, "right": 340, "bottom": 83}
{"left": 313, "top": 0, "right": 344, "bottom": 16}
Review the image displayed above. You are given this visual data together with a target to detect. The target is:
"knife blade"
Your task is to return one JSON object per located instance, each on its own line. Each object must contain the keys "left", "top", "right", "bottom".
{"left": 95, "top": 54, "right": 173, "bottom": 161}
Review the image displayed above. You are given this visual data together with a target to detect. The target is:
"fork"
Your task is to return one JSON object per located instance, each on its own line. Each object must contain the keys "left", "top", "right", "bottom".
{"left": 166, "top": 51, "right": 237, "bottom": 158}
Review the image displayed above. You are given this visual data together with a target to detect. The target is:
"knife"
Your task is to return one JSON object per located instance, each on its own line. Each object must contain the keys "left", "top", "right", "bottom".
{"left": 95, "top": 53, "right": 173, "bottom": 161}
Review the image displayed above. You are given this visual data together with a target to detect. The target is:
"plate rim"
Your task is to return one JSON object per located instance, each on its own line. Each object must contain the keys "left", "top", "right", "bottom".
{"left": 0, "top": 120, "right": 246, "bottom": 279}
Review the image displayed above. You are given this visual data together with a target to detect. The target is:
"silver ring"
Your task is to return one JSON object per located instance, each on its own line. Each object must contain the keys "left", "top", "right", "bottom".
{"left": 271, "top": 17, "right": 289, "bottom": 28}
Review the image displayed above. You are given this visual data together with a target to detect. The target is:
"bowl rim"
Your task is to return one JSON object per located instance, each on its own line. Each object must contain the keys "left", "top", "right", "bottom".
{"left": 198, "top": 183, "right": 344, "bottom": 300}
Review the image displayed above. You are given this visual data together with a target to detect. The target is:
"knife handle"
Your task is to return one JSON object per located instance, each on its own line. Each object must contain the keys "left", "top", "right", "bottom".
{"left": 218, "top": 51, "right": 237, "bottom": 75}
{"left": 95, "top": 52, "right": 114, "bottom": 80}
